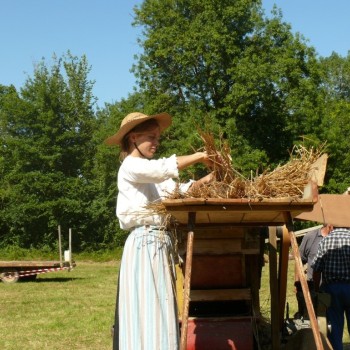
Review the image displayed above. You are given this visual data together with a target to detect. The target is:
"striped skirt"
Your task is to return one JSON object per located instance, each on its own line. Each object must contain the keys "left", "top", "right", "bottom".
{"left": 113, "top": 226, "right": 180, "bottom": 350}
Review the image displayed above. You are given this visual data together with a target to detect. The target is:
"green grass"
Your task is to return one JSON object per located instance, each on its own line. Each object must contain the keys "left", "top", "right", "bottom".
{"left": 259, "top": 259, "right": 299, "bottom": 319}
{"left": 0, "top": 246, "right": 124, "bottom": 262}
{"left": 1, "top": 255, "right": 349, "bottom": 349}
{"left": 0, "top": 261, "right": 119, "bottom": 350}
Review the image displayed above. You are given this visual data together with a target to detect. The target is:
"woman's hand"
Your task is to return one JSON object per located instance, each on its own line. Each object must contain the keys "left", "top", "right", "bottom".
{"left": 199, "top": 171, "right": 215, "bottom": 184}
{"left": 177, "top": 151, "right": 223, "bottom": 170}
{"left": 190, "top": 171, "right": 215, "bottom": 191}
{"left": 196, "top": 151, "right": 214, "bottom": 168}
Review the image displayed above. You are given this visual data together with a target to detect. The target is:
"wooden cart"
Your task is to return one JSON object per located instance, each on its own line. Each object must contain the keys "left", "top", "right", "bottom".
{"left": 0, "top": 226, "right": 75, "bottom": 283}
{"left": 0, "top": 260, "right": 75, "bottom": 283}
{"left": 163, "top": 184, "right": 328, "bottom": 350}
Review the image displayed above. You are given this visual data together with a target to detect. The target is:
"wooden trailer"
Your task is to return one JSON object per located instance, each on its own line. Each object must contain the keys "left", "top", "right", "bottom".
{"left": 163, "top": 182, "right": 330, "bottom": 350}
{"left": 0, "top": 227, "right": 75, "bottom": 283}
{"left": 0, "top": 259, "right": 75, "bottom": 283}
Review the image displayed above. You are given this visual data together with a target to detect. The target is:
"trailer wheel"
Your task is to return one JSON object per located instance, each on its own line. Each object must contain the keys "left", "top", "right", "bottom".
{"left": 1, "top": 270, "right": 20, "bottom": 283}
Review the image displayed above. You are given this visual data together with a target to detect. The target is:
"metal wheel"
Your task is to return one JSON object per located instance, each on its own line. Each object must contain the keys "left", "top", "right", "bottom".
{"left": 1, "top": 270, "right": 20, "bottom": 283}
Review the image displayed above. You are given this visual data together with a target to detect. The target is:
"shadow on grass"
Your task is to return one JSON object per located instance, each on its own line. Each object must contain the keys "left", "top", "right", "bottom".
{"left": 20, "top": 277, "right": 83, "bottom": 283}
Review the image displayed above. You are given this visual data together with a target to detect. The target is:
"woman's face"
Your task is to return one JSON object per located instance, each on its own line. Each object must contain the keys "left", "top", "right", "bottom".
{"left": 130, "top": 126, "right": 161, "bottom": 158}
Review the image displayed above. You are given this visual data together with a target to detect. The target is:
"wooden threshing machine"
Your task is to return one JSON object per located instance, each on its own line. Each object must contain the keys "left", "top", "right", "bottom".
{"left": 163, "top": 181, "right": 330, "bottom": 350}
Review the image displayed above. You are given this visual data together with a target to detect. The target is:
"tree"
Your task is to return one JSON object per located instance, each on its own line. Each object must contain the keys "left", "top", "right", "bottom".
{"left": 0, "top": 53, "right": 99, "bottom": 248}
{"left": 318, "top": 53, "right": 350, "bottom": 193}
{"left": 132, "top": 0, "right": 323, "bottom": 174}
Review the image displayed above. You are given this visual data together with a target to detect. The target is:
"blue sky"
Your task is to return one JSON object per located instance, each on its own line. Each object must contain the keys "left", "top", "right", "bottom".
{"left": 1, "top": 0, "right": 349, "bottom": 108}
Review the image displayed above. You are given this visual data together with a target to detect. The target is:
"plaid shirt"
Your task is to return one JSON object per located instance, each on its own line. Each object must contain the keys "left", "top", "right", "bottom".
{"left": 311, "top": 228, "right": 350, "bottom": 284}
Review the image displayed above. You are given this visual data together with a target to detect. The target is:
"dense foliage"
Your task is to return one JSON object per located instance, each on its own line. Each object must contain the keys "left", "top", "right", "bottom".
{"left": 1, "top": 0, "right": 349, "bottom": 250}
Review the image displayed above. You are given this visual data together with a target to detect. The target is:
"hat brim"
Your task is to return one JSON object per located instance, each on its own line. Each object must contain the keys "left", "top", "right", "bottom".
{"left": 105, "top": 112, "right": 172, "bottom": 146}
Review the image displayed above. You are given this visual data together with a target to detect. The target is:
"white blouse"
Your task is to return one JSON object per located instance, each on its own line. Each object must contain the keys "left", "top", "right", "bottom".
{"left": 116, "top": 154, "right": 193, "bottom": 230}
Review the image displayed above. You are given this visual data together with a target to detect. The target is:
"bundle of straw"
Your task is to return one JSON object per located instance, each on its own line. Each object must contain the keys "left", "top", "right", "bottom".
{"left": 179, "top": 131, "right": 324, "bottom": 200}
{"left": 199, "top": 131, "right": 237, "bottom": 183}
{"left": 245, "top": 145, "right": 323, "bottom": 199}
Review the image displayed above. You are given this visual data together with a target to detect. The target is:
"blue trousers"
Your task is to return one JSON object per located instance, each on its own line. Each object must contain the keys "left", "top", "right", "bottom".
{"left": 322, "top": 282, "right": 350, "bottom": 350}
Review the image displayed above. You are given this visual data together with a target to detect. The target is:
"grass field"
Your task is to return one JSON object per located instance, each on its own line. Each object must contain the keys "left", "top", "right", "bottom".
{"left": 1, "top": 257, "right": 349, "bottom": 349}
{"left": 1, "top": 261, "right": 118, "bottom": 350}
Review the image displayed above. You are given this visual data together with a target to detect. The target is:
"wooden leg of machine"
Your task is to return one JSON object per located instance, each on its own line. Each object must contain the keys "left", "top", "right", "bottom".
{"left": 268, "top": 226, "right": 280, "bottom": 350}
{"left": 180, "top": 213, "right": 195, "bottom": 350}
{"left": 284, "top": 212, "right": 325, "bottom": 350}
{"left": 278, "top": 225, "right": 291, "bottom": 328}
{"left": 180, "top": 230, "right": 193, "bottom": 350}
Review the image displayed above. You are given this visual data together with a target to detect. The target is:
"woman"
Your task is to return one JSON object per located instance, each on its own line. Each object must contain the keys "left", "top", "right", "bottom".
{"left": 105, "top": 112, "right": 213, "bottom": 350}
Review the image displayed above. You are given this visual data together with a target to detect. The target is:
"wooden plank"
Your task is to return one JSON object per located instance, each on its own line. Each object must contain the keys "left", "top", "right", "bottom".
{"left": 191, "top": 239, "right": 241, "bottom": 254}
{"left": 278, "top": 225, "right": 290, "bottom": 328}
{"left": 309, "top": 154, "right": 328, "bottom": 186}
{"left": 176, "top": 264, "right": 184, "bottom": 320}
{"left": 163, "top": 198, "right": 206, "bottom": 206}
{"left": 178, "top": 226, "right": 262, "bottom": 241}
{"left": 285, "top": 212, "right": 324, "bottom": 350}
{"left": 296, "top": 194, "right": 350, "bottom": 227}
{"left": 58, "top": 225, "right": 63, "bottom": 267}
{"left": 179, "top": 226, "right": 247, "bottom": 239}
{"left": 190, "top": 288, "right": 251, "bottom": 302}
{"left": 166, "top": 209, "right": 313, "bottom": 226}
{"left": 181, "top": 229, "right": 194, "bottom": 350}
{"left": 204, "top": 197, "right": 314, "bottom": 204}
{"left": 163, "top": 197, "right": 315, "bottom": 206}
{"left": 268, "top": 226, "right": 280, "bottom": 350}
{"left": 178, "top": 221, "right": 287, "bottom": 228}
{"left": 241, "top": 252, "right": 247, "bottom": 286}
{"left": 239, "top": 211, "right": 283, "bottom": 223}
{"left": 205, "top": 197, "right": 314, "bottom": 204}
{"left": 294, "top": 224, "right": 323, "bottom": 238}
{"left": 163, "top": 198, "right": 315, "bottom": 225}
{"left": 190, "top": 255, "right": 244, "bottom": 289}
{"left": 164, "top": 202, "right": 314, "bottom": 212}
{"left": 0, "top": 261, "right": 68, "bottom": 268}
{"left": 188, "top": 238, "right": 260, "bottom": 255}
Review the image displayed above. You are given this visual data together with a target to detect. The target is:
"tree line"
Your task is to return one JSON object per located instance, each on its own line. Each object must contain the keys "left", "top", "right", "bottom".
{"left": 1, "top": 0, "right": 349, "bottom": 251}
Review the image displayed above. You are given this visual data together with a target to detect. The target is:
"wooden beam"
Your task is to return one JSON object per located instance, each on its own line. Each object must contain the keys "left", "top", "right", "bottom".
{"left": 268, "top": 226, "right": 280, "bottom": 350}
{"left": 309, "top": 153, "right": 328, "bottom": 186}
{"left": 278, "top": 225, "right": 290, "bottom": 328}
{"left": 190, "top": 288, "right": 251, "bottom": 302}
{"left": 284, "top": 212, "right": 324, "bottom": 350}
{"left": 180, "top": 212, "right": 195, "bottom": 350}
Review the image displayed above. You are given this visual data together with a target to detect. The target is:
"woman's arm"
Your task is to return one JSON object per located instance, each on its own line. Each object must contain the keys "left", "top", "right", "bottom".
{"left": 176, "top": 152, "right": 212, "bottom": 170}
{"left": 190, "top": 172, "right": 215, "bottom": 191}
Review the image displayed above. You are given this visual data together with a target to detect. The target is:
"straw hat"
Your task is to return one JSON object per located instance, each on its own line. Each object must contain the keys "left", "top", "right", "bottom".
{"left": 105, "top": 112, "right": 172, "bottom": 145}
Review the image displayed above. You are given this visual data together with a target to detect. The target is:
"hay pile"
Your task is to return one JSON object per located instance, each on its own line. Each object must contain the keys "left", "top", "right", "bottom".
{"left": 172, "top": 131, "right": 324, "bottom": 200}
